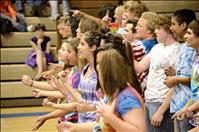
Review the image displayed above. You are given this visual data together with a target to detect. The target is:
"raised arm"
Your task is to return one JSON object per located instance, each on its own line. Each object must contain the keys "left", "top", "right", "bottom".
{"left": 22, "top": 75, "right": 57, "bottom": 91}
{"left": 134, "top": 54, "right": 150, "bottom": 74}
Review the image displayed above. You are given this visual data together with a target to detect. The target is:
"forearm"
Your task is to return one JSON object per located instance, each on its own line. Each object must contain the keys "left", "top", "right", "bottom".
{"left": 74, "top": 122, "right": 97, "bottom": 132}
{"left": 42, "top": 91, "right": 65, "bottom": 98}
{"left": 104, "top": 113, "right": 145, "bottom": 132}
{"left": 57, "top": 85, "right": 69, "bottom": 98}
{"left": 175, "top": 77, "right": 191, "bottom": 86}
{"left": 51, "top": 102, "right": 77, "bottom": 112}
{"left": 81, "top": 12, "right": 103, "bottom": 26}
{"left": 188, "top": 100, "right": 199, "bottom": 113}
{"left": 45, "top": 109, "right": 69, "bottom": 120}
{"left": 32, "top": 81, "right": 56, "bottom": 91}
{"left": 158, "top": 88, "right": 173, "bottom": 114}
{"left": 46, "top": 42, "right": 51, "bottom": 53}
{"left": 64, "top": 84, "right": 82, "bottom": 102}
{"left": 134, "top": 55, "right": 150, "bottom": 74}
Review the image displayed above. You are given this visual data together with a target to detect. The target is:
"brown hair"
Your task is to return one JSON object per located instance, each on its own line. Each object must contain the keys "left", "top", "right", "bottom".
{"left": 82, "top": 30, "right": 102, "bottom": 48}
{"left": 98, "top": 49, "right": 133, "bottom": 99}
{"left": 35, "top": 23, "right": 46, "bottom": 31}
{"left": 79, "top": 17, "right": 99, "bottom": 34}
{"left": 56, "top": 17, "right": 71, "bottom": 52}
{"left": 94, "top": 40, "right": 142, "bottom": 96}
{"left": 156, "top": 14, "right": 172, "bottom": 34}
{"left": 64, "top": 38, "right": 85, "bottom": 72}
{"left": 188, "top": 20, "right": 199, "bottom": 37}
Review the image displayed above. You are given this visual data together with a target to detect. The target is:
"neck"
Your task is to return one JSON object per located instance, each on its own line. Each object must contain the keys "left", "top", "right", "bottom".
{"left": 86, "top": 55, "right": 94, "bottom": 69}
{"left": 178, "top": 33, "right": 186, "bottom": 43}
{"left": 164, "top": 34, "right": 177, "bottom": 46}
{"left": 144, "top": 34, "right": 154, "bottom": 40}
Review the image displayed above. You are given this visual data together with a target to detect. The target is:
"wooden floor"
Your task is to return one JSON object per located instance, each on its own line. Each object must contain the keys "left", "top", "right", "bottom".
{"left": 1, "top": 106, "right": 57, "bottom": 132}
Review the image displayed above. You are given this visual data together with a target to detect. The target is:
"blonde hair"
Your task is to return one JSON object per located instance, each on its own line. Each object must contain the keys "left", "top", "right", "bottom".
{"left": 64, "top": 38, "right": 86, "bottom": 72}
{"left": 115, "top": 5, "right": 125, "bottom": 18}
{"left": 124, "top": 0, "right": 148, "bottom": 18}
{"left": 141, "top": 12, "right": 158, "bottom": 35}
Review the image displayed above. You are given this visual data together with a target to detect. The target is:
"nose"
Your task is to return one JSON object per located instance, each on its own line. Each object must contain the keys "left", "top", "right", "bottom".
{"left": 155, "top": 28, "right": 158, "bottom": 34}
{"left": 184, "top": 33, "right": 188, "bottom": 40}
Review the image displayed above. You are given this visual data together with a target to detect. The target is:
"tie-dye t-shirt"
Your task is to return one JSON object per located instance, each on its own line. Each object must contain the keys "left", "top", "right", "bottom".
{"left": 78, "top": 64, "right": 98, "bottom": 123}
{"left": 170, "top": 44, "right": 197, "bottom": 113}
{"left": 191, "top": 56, "right": 199, "bottom": 102}
{"left": 93, "top": 87, "right": 142, "bottom": 132}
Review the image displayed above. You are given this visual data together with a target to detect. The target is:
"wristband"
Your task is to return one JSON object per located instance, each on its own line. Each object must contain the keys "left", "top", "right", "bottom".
{"left": 30, "top": 80, "right": 34, "bottom": 87}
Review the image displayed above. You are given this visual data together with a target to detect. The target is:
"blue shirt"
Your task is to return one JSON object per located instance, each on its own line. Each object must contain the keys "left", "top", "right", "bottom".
{"left": 191, "top": 56, "right": 199, "bottom": 102}
{"left": 93, "top": 87, "right": 142, "bottom": 132}
{"left": 142, "top": 39, "right": 157, "bottom": 54}
{"left": 170, "top": 43, "right": 197, "bottom": 113}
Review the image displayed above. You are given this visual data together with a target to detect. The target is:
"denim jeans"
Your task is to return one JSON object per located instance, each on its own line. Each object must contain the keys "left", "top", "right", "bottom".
{"left": 49, "top": 0, "right": 70, "bottom": 17}
{"left": 145, "top": 101, "right": 174, "bottom": 132}
{"left": 15, "top": 0, "right": 23, "bottom": 12}
{"left": 174, "top": 118, "right": 193, "bottom": 132}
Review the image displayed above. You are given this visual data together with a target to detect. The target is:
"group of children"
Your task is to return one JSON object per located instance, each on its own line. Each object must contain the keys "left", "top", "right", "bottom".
{"left": 21, "top": 0, "right": 198, "bottom": 132}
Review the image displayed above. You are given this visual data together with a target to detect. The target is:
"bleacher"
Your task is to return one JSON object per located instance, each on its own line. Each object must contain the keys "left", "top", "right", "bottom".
{"left": 1, "top": 0, "right": 199, "bottom": 107}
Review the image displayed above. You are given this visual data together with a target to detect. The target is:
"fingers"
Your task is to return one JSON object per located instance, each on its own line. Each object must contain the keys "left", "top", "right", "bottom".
{"left": 153, "top": 120, "right": 161, "bottom": 127}
{"left": 172, "top": 113, "right": 177, "bottom": 119}
{"left": 172, "top": 111, "right": 185, "bottom": 120}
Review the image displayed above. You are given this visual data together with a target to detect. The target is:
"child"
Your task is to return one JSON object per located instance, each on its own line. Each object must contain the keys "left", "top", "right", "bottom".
{"left": 25, "top": 23, "right": 53, "bottom": 80}
{"left": 57, "top": 43, "right": 146, "bottom": 132}
{"left": 134, "top": 14, "right": 181, "bottom": 132}
{"left": 42, "top": 31, "right": 102, "bottom": 124}
{"left": 173, "top": 20, "right": 199, "bottom": 131}
{"left": 23, "top": 38, "right": 81, "bottom": 131}
{"left": 164, "top": 9, "right": 197, "bottom": 132}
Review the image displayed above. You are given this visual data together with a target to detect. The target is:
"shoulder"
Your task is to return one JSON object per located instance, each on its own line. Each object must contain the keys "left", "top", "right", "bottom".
{"left": 44, "top": 36, "right": 51, "bottom": 41}
{"left": 116, "top": 88, "right": 141, "bottom": 116}
{"left": 31, "top": 36, "right": 37, "bottom": 43}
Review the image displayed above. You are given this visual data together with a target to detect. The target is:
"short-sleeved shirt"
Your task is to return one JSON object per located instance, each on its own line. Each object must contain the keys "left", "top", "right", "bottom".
{"left": 78, "top": 64, "right": 98, "bottom": 123}
{"left": 93, "top": 87, "right": 142, "bottom": 132}
{"left": 65, "top": 66, "right": 81, "bottom": 102}
{"left": 191, "top": 56, "right": 199, "bottom": 102}
{"left": 145, "top": 42, "right": 181, "bottom": 102}
{"left": 31, "top": 36, "right": 51, "bottom": 52}
{"left": 170, "top": 44, "right": 197, "bottom": 113}
{"left": 142, "top": 39, "right": 157, "bottom": 54}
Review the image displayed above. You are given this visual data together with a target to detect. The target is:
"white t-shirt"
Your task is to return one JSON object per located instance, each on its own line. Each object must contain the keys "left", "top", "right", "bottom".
{"left": 145, "top": 43, "right": 181, "bottom": 102}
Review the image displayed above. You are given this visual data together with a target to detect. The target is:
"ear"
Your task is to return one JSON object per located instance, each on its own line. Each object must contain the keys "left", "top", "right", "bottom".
{"left": 91, "top": 45, "right": 97, "bottom": 52}
{"left": 181, "top": 22, "right": 187, "bottom": 30}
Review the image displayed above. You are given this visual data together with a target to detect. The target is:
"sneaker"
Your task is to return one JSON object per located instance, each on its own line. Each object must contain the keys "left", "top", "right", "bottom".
{"left": 49, "top": 14, "right": 60, "bottom": 22}
{"left": 27, "top": 25, "right": 34, "bottom": 32}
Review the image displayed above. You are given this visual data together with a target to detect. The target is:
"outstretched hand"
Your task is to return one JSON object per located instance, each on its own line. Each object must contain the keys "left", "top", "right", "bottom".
{"left": 32, "top": 89, "right": 43, "bottom": 98}
{"left": 42, "top": 98, "right": 54, "bottom": 107}
{"left": 32, "top": 115, "right": 47, "bottom": 131}
{"left": 96, "top": 98, "right": 116, "bottom": 120}
{"left": 22, "top": 75, "right": 33, "bottom": 86}
{"left": 47, "top": 75, "right": 63, "bottom": 90}
{"left": 70, "top": 10, "right": 84, "bottom": 17}
{"left": 57, "top": 122, "right": 76, "bottom": 132}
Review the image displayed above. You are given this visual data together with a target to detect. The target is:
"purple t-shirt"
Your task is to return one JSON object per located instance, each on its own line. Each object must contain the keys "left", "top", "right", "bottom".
{"left": 65, "top": 66, "right": 80, "bottom": 102}
{"left": 31, "top": 36, "right": 51, "bottom": 52}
